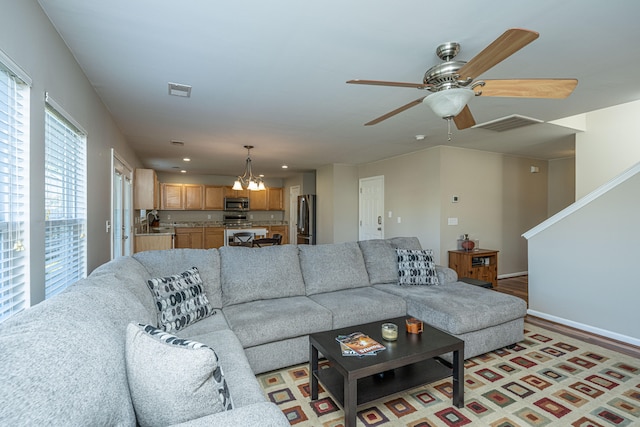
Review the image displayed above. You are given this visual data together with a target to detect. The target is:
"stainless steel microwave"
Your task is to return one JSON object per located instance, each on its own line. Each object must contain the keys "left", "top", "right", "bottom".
{"left": 224, "top": 197, "right": 250, "bottom": 211}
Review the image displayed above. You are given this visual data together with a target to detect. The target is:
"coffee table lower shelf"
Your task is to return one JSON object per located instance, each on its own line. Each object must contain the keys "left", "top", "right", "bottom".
{"left": 314, "top": 357, "right": 451, "bottom": 407}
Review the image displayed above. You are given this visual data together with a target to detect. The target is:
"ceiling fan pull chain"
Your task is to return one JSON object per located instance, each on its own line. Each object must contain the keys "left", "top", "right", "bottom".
{"left": 447, "top": 117, "right": 452, "bottom": 141}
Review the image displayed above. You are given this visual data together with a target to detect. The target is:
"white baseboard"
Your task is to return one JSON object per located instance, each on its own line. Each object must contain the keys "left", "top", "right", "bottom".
{"left": 527, "top": 309, "right": 640, "bottom": 347}
{"left": 498, "top": 271, "right": 528, "bottom": 279}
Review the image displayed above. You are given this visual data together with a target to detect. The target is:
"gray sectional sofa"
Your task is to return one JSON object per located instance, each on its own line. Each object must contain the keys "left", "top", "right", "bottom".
{"left": 0, "top": 237, "right": 526, "bottom": 426}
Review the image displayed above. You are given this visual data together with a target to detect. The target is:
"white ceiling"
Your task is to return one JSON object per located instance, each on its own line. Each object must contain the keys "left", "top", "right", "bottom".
{"left": 37, "top": 0, "right": 640, "bottom": 179}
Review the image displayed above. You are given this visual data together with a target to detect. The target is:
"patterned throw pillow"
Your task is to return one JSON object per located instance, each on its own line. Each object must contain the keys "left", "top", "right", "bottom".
{"left": 146, "top": 267, "right": 214, "bottom": 332}
{"left": 396, "top": 248, "right": 439, "bottom": 286}
{"left": 125, "top": 323, "right": 233, "bottom": 427}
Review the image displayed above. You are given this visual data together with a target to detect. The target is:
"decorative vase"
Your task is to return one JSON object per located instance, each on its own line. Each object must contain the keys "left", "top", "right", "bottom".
{"left": 461, "top": 235, "right": 475, "bottom": 251}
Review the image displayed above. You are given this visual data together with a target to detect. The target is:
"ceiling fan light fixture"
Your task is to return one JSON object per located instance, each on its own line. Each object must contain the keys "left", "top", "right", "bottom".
{"left": 423, "top": 88, "right": 474, "bottom": 119}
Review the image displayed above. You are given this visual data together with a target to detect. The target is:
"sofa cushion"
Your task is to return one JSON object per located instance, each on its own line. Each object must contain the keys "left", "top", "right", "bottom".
{"left": 299, "top": 242, "right": 370, "bottom": 295}
{"left": 387, "top": 236, "right": 422, "bottom": 251}
{"left": 125, "top": 323, "right": 233, "bottom": 427}
{"left": 396, "top": 248, "right": 439, "bottom": 286}
{"left": 374, "top": 281, "right": 527, "bottom": 335}
{"left": 358, "top": 239, "right": 398, "bottom": 285}
{"left": 309, "top": 287, "right": 407, "bottom": 329}
{"left": 134, "top": 249, "right": 223, "bottom": 308}
{"left": 146, "top": 267, "right": 215, "bottom": 332}
{"left": 0, "top": 282, "right": 152, "bottom": 426}
{"left": 222, "top": 296, "right": 333, "bottom": 348}
{"left": 219, "top": 245, "right": 306, "bottom": 306}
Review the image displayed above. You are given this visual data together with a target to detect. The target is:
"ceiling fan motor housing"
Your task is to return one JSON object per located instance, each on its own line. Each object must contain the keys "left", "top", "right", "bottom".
{"left": 423, "top": 60, "right": 469, "bottom": 91}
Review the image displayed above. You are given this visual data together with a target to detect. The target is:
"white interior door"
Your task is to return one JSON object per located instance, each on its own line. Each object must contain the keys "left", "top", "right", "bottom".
{"left": 359, "top": 176, "right": 384, "bottom": 240}
{"left": 289, "top": 185, "right": 300, "bottom": 245}
{"left": 112, "top": 150, "right": 133, "bottom": 258}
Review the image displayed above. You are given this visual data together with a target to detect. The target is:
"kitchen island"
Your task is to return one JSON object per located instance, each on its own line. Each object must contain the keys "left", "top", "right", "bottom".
{"left": 224, "top": 228, "right": 268, "bottom": 246}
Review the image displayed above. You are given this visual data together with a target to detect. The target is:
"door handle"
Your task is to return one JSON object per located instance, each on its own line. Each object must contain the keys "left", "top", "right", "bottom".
{"left": 377, "top": 216, "right": 382, "bottom": 225}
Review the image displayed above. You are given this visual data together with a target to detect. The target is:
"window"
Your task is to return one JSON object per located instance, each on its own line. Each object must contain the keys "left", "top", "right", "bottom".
{"left": 0, "top": 53, "right": 30, "bottom": 323}
{"left": 44, "top": 95, "right": 87, "bottom": 299}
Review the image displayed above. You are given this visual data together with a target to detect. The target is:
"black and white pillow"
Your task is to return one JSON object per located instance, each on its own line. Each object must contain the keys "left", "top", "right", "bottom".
{"left": 396, "top": 248, "right": 439, "bottom": 286}
{"left": 125, "top": 323, "right": 233, "bottom": 427}
{"left": 146, "top": 267, "right": 214, "bottom": 332}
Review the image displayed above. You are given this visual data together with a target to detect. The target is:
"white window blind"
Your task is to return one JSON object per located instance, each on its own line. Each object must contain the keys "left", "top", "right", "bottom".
{"left": 44, "top": 97, "right": 87, "bottom": 299}
{"left": 0, "top": 59, "right": 30, "bottom": 323}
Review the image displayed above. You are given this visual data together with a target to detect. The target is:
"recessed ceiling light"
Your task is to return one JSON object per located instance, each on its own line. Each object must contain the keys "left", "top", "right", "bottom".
{"left": 281, "top": 165, "right": 288, "bottom": 169}
{"left": 415, "top": 135, "right": 425, "bottom": 140}
{"left": 183, "top": 157, "right": 191, "bottom": 162}
{"left": 180, "top": 170, "right": 187, "bottom": 173}
{"left": 170, "top": 140, "right": 185, "bottom": 146}
{"left": 168, "top": 82, "right": 192, "bottom": 98}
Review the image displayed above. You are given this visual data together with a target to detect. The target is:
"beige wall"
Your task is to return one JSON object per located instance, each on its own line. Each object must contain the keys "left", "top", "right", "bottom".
{"left": 548, "top": 157, "right": 576, "bottom": 216}
{"left": 1, "top": 1, "right": 141, "bottom": 305}
{"left": 356, "top": 145, "right": 554, "bottom": 274}
{"left": 575, "top": 99, "right": 640, "bottom": 197}
{"left": 316, "top": 164, "right": 358, "bottom": 244}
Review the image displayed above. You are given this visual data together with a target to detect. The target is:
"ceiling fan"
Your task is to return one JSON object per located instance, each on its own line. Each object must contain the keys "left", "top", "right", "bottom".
{"left": 347, "top": 28, "right": 578, "bottom": 137}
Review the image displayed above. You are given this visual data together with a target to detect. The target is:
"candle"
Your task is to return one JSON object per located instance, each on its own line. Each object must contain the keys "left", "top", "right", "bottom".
{"left": 381, "top": 323, "right": 398, "bottom": 341}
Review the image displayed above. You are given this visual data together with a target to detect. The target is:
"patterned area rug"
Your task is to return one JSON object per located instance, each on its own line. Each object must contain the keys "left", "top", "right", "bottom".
{"left": 257, "top": 323, "right": 640, "bottom": 426}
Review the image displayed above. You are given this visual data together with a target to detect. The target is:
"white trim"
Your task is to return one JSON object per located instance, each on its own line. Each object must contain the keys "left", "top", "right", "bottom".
{"left": 0, "top": 47, "right": 32, "bottom": 86}
{"left": 44, "top": 92, "right": 87, "bottom": 135}
{"left": 527, "top": 309, "right": 640, "bottom": 347}
{"left": 523, "top": 162, "right": 640, "bottom": 239}
{"left": 498, "top": 271, "right": 528, "bottom": 279}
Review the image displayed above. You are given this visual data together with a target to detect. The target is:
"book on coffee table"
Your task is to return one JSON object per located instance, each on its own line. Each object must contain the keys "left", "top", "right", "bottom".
{"left": 336, "top": 332, "right": 385, "bottom": 356}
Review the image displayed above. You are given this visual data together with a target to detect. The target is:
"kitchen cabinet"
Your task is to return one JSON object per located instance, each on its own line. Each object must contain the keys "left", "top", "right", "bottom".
{"left": 204, "top": 227, "right": 225, "bottom": 249}
{"left": 268, "top": 225, "right": 288, "bottom": 244}
{"left": 134, "top": 168, "right": 159, "bottom": 210}
{"left": 204, "top": 186, "right": 224, "bottom": 210}
{"left": 184, "top": 184, "right": 204, "bottom": 210}
{"left": 160, "top": 183, "right": 204, "bottom": 210}
{"left": 174, "top": 227, "right": 204, "bottom": 249}
{"left": 224, "top": 186, "right": 250, "bottom": 198}
{"left": 160, "top": 183, "right": 184, "bottom": 210}
{"left": 267, "top": 187, "right": 283, "bottom": 210}
{"left": 134, "top": 234, "right": 173, "bottom": 253}
{"left": 448, "top": 249, "right": 499, "bottom": 288}
{"left": 249, "top": 189, "right": 268, "bottom": 210}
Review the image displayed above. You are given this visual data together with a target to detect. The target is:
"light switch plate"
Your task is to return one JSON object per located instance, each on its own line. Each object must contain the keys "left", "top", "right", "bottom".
{"left": 448, "top": 217, "right": 458, "bottom": 225}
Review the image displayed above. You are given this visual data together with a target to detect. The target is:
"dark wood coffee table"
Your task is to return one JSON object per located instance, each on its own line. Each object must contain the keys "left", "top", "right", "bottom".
{"left": 309, "top": 316, "right": 464, "bottom": 427}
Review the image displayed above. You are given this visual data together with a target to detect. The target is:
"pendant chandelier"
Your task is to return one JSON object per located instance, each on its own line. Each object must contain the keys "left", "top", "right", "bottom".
{"left": 232, "top": 145, "right": 266, "bottom": 191}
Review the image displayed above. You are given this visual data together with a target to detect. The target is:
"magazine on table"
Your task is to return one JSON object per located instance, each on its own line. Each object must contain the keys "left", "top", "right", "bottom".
{"left": 336, "top": 332, "right": 385, "bottom": 356}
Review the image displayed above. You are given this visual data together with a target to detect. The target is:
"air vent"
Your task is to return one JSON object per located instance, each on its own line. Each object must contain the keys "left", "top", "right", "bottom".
{"left": 473, "top": 114, "right": 543, "bottom": 132}
{"left": 168, "top": 82, "right": 192, "bottom": 97}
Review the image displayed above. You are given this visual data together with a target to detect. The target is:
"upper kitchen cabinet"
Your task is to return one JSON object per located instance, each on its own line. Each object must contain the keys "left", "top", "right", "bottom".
{"left": 160, "top": 183, "right": 204, "bottom": 210}
{"left": 267, "top": 187, "right": 283, "bottom": 210}
{"left": 204, "top": 185, "right": 224, "bottom": 210}
{"left": 133, "top": 168, "right": 159, "bottom": 210}
{"left": 224, "top": 186, "right": 250, "bottom": 198}
{"left": 249, "top": 189, "right": 268, "bottom": 210}
{"left": 184, "top": 184, "right": 204, "bottom": 210}
{"left": 247, "top": 187, "right": 283, "bottom": 211}
{"left": 160, "top": 183, "right": 183, "bottom": 210}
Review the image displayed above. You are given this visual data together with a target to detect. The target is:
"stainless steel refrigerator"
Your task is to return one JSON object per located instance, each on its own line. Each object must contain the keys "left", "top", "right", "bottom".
{"left": 296, "top": 194, "right": 316, "bottom": 245}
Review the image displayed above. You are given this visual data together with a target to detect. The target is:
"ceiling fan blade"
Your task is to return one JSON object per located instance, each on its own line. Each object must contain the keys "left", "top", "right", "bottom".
{"left": 364, "top": 97, "right": 426, "bottom": 126}
{"left": 453, "top": 105, "right": 476, "bottom": 130}
{"left": 347, "top": 79, "right": 431, "bottom": 90}
{"left": 457, "top": 29, "right": 539, "bottom": 80}
{"left": 478, "top": 79, "right": 578, "bottom": 99}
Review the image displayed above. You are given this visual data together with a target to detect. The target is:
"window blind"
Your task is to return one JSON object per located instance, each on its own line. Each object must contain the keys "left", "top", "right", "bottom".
{"left": 44, "top": 100, "right": 86, "bottom": 299}
{"left": 0, "top": 62, "right": 30, "bottom": 323}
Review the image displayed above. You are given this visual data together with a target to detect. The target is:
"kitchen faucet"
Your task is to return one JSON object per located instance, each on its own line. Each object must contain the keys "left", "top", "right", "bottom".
{"left": 146, "top": 210, "right": 158, "bottom": 233}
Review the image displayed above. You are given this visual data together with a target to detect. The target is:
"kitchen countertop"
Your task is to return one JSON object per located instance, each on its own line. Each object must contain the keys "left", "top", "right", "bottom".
{"left": 158, "top": 221, "right": 288, "bottom": 228}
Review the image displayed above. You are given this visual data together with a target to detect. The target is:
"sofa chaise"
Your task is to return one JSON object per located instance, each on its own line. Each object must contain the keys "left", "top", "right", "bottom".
{"left": 0, "top": 237, "right": 526, "bottom": 426}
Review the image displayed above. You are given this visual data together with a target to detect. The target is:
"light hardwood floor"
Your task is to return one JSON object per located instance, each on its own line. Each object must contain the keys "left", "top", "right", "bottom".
{"left": 494, "top": 275, "right": 640, "bottom": 358}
